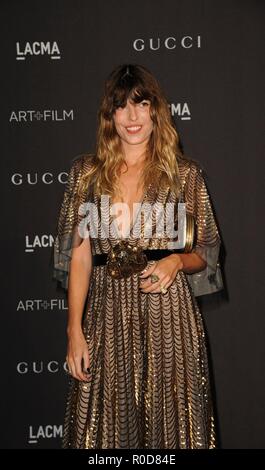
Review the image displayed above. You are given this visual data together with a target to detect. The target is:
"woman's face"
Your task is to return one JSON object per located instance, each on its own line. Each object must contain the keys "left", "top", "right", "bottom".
{"left": 113, "top": 98, "right": 153, "bottom": 149}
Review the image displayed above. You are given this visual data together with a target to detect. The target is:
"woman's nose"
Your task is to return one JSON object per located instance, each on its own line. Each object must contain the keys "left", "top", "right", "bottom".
{"left": 127, "top": 104, "right": 138, "bottom": 120}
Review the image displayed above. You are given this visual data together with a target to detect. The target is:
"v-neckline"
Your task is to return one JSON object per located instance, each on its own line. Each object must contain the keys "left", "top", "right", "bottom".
{"left": 109, "top": 182, "right": 153, "bottom": 240}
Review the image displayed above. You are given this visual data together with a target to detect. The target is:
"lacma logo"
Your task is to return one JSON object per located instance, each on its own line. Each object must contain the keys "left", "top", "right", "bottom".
{"left": 28, "top": 425, "right": 63, "bottom": 444}
{"left": 16, "top": 41, "right": 61, "bottom": 60}
{"left": 25, "top": 235, "right": 54, "bottom": 253}
{"left": 169, "top": 103, "right": 191, "bottom": 121}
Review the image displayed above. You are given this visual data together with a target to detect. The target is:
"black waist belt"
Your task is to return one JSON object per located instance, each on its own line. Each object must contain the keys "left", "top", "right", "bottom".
{"left": 92, "top": 248, "right": 182, "bottom": 266}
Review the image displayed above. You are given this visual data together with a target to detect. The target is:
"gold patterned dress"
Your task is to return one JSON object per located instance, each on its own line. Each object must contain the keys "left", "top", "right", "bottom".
{"left": 53, "top": 154, "right": 223, "bottom": 449}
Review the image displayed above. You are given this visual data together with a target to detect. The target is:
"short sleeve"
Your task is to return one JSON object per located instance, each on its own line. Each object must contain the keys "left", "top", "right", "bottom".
{"left": 52, "top": 154, "right": 93, "bottom": 290}
{"left": 185, "top": 163, "right": 224, "bottom": 297}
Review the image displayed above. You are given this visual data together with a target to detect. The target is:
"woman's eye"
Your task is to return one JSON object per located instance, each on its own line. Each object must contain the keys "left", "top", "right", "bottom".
{"left": 140, "top": 101, "right": 149, "bottom": 106}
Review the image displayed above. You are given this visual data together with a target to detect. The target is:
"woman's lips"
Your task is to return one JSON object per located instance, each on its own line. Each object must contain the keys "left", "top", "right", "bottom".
{"left": 125, "top": 125, "right": 142, "bottom": 134}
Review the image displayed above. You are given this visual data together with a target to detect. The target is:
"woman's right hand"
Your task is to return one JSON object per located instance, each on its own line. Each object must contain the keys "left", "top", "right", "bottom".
{"left": 66, "top": 329, "right": 90, "bottom": 382}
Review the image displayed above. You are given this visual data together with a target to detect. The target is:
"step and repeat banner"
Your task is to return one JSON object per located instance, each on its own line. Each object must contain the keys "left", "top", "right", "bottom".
{"left": 1, "top": 0, "right": 264, "bottom": 449}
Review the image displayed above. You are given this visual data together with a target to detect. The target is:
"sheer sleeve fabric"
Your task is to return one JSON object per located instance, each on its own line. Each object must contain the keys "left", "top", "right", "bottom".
{"left": 184, "top": 163, "right": 224, "bottom": 297}
{"left": 53, "top": 155, "right": 93, "bottom": 290}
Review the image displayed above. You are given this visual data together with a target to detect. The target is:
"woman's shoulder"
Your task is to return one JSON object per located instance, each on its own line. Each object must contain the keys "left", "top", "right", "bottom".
{"left": 69, "top": 152, "right": 97, "bottom": 175}
{"left": 177, "top": 154, "right": 204, "bottom": 181}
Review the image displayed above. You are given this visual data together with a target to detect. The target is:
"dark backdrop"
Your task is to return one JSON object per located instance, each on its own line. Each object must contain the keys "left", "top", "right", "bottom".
{"left": 1, "top": 0, "right": 264, "bottom": 449}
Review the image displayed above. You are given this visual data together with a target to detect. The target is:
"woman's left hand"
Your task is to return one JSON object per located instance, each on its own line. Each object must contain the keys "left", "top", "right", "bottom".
{"left": 139, "top": 254, "right": 184, "bottom": 294}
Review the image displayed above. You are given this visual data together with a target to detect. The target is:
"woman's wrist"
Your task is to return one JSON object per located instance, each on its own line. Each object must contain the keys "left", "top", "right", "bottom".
{"left": 67, "top": 323, "right": 83, "bottom": 338}
{"left": 173, "top": 252, "right": 207, "bottom": 274}
{"left": 168, "top": 253, "right": 184, "bottom": 270}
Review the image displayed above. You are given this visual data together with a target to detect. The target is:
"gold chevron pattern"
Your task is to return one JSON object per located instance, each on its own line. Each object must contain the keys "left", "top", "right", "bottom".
{"left": 55, "top": 155, "right": 221, "bottom": 449}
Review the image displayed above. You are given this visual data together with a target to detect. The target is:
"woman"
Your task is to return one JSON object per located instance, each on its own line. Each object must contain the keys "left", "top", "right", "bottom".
{"left": 53, "top": 63, "right": 223, "bottom": 449}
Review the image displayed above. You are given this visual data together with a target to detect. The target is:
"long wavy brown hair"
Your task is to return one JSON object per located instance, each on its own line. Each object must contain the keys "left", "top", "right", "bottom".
{"left": 79, "top": 63, "right": 193, "bottom": 201}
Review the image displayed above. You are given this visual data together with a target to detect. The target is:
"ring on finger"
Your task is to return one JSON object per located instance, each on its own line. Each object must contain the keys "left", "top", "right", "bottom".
{"left": 160, "top": 284, "right": 168, "bottom": 294}
{"left": 150, "top": 273, "right": 160, "bottom": 284}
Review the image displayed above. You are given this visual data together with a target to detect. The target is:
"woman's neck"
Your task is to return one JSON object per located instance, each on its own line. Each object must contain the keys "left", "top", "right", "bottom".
{"left": 121, "top": 143, "right": 148, "bottom": 168}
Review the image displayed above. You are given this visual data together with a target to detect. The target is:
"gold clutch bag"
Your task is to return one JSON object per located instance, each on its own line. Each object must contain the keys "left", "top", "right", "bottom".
{"left": 179, "top": 167, "right": 196, "bottom": 253}
{"left": 184, "top": 212, "right": 196, "bottom": 252}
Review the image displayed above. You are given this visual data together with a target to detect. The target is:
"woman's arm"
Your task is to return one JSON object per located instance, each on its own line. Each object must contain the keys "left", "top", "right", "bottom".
{"left": 66, "top": 236, "right": 93, "bottom": 382}
{"left": 169, "top": 252, "right": 207, "bottom": 275}
{"left": 67, "top": 237, "right": 92, "bottom": 334}
{"left": 139, "top": 252, "right": 207, "bottom": 293}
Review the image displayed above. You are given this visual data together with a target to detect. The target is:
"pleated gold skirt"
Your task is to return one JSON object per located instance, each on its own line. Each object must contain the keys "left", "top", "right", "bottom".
{"left": 62, "top": 264, "right": 216, "bottom": 449}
